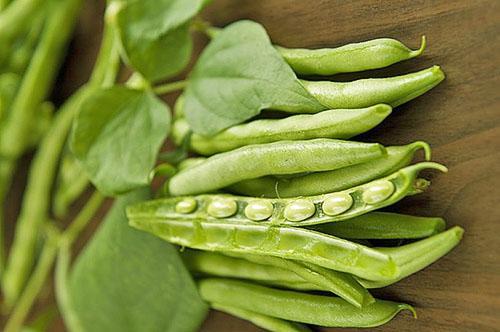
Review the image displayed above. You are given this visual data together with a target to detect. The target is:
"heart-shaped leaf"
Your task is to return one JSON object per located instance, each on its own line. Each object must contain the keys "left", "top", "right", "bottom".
{"left": 71, "top": 86, "right": 170, "bottom": 196}
{"left": 184, "top": 20, "right": 325, "bottom": 136}
{"left": 113, "top": 0, "right": 210, "bottom": 82}
{"left": 64, "top": 189, "right": 208, "bottom": 332}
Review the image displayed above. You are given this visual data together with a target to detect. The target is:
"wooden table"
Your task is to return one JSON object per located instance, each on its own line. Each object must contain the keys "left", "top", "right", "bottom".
{"left": 197, "top": 1, "right": 500, "bottom": 331}
{"left": 10, "top": 0, "right": 497, "bottom": 331}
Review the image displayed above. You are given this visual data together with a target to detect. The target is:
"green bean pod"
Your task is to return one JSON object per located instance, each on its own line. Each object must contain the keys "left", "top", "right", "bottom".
{"left": 228, "top": 253, "right": 373, "bottom": 307}
{"left": 182, "top": 250, "right": 305, "bottom": 284}
{"left": 184, "top": 250, "right": 371, "bottom": 307}
{"left": 211, "top": 302, "right": 311, "bottom": 332}
{"left": 173, "top": 104, "right": 392, "bottom": 155}
{"left": 358, "top": 226, "right": 464, "bottom": 288}
{"left": 169, "top": 138, "right": 386, "bottom": 196}
{"left": 301, "top": 65, "right": 445, "bottom": 109}
{"left": 129, "top": 216, "right": 399, "bottom": 281}
{"left": 230, "top": 141, "right": 431, "bottom": 197}
{"left": 177, "top": 157, "right": 206, "bottom": 171}
{"left": 277, "top": 36, "right": 426, "bottom": 76}
{"left": 199, "top": 278, "right": 416, "bottom": 328}
{"left": 183, "top": 250, "right": 362, "bottom": 296}
{"left": 312, "top": 212, "right": 446, "bottom": 239}
{"left": 131, "top": 162, "right": 446, "bottom": 227}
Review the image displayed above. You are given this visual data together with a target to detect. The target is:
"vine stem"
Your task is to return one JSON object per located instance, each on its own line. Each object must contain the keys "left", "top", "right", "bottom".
{"left": 0, "top": 160, "right": 14, "bottom": 277}
{"left": 4, "top": 191, "right": 104, "bottom": 332}
{"left": 0, "top": 0, "right": 45, "bottom": 43}
{"left": 153, "top": 80, "right": 187, "bottom": 95}
{"left": 0, "top": 0, "right": 83, "bottom": 159}
{"left": 1, "top": 4, "right": 120, "bottom": 309}
{"left": 3, "top": 224, "right": 60, "bottom": 332}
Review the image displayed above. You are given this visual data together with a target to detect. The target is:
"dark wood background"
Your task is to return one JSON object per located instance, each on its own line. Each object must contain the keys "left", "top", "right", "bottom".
{"left": 6, "top": 0, "right": 499, "bottom": 331}
{"left": 199, "top": 1, "right": 500, "bottom": 331}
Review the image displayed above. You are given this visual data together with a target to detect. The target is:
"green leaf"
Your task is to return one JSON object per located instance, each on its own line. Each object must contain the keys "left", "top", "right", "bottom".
{"left": 70, "top": 86, "right": 170, "bottom": 196}
{"left": 183, "top": 20, "right": 325, "bottom": 136}
{"left": 113, "top": 0, "right": 210, "bottom": 82}
{"left": 65, "top": 189, "right": 208, "bottom": 332}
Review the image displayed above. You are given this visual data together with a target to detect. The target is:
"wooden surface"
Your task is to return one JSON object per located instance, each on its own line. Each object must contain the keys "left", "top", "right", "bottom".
{"left": 198, "top": 1, "right": 500, "bottom": 331}
{"left": 7, "top": 0, "right": 498, "bottom": 331}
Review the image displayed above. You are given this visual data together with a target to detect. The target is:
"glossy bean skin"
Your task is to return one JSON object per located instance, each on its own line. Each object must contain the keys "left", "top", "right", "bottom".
{"left": 312, "top": 212, "right": 446, "bottom": 239}
{"left": 173, "top": 104, "right": 392, "bottom": 155}
{"left": 130, "top": 162, "right": 446, "bottom": 227}
{"left": 182, "top": 250, "right": 306, "bottom": 284}
{"left": 169, "top": 139, "right": 386, "bottom": 196}
{"left": 230, "top": 141, "right": 431, "bottom": 198}
{"left": 301, "top": 66, "right": 445, "bottom": 109}
{"left": 277, "top": 36, "right": 426, "bottom": 76}
{"left": 227, "top": 252, "right": 373, "bottom": 307}
{"left": 358, "top": 226, "right": 464, "bottom": 288}
{"left": 183, "top": 250, "right": 333, "bottom": 293}
{"left": 128, "top": 217, "right": 399, "bottom": 281}
{"left": 199, "top": 278, "right": 415, "bottom": 328}
{"left": 211, "top": 302, "right": 311, "bottom": 332}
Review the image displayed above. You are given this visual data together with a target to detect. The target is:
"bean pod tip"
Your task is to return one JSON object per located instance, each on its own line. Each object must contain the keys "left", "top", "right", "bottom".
{"left": 409, "top": 35, "right": 426, "bottom": 58}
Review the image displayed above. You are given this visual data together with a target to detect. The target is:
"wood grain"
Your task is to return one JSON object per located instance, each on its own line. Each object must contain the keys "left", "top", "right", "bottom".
{"left": 5, "top": 0, "right": 498, "bottom": 331}
{"left": 198, "top": 1, "right": 500, "bottom": 331}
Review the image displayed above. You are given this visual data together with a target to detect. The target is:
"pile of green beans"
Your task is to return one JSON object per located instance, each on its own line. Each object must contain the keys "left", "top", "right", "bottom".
{"left": 127, "top": 36, "right": 463, "bottom": 330}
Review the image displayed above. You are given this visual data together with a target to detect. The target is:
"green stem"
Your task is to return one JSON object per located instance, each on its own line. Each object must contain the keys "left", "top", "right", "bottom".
{"left": 0, "top": 159, "right": 14, "bottom": 277}
{"left": 1, "top": 10, "right": 119, "bottom": 308}
{"left": 4, "top": 190, "right": 104, "bottom": 329}
{"left": 62, "top": 192, "right": 105, "bottom": 245}
{"left": 153, "top": 80, "right": 187, "bottom": 95}
{"left": 1, "top": 88, "right": 87, "bottom": 309}
{"left": 3, "top": 224, "right": 60, "bottom": 332}
{"left": 55, "top": 243, "right": 84, "bottom": 332}
{"left": 0, "top": 0, "right": 83, "bottom": 159}
{"left": 0, "top": 0, "right": 45, "bottom": 43}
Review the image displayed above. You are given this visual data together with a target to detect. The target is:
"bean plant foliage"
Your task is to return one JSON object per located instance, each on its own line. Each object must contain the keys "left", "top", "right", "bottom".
{"left": 184, "top": 20, "right": 325, "bottom": 136}
{"left": 65, "top": 189, "right": 208, "bottom": 332}
{"left": 1, "top": 0, "right": 458, "bottom": 330}
{"left": 70, "top": 86, "right": 170, "bottom": 196}
{"left": 64, "top": 6, "right": 329, "bottom": 329}
{"left": 113, "top": 0, "right": 212, "bottom": 82}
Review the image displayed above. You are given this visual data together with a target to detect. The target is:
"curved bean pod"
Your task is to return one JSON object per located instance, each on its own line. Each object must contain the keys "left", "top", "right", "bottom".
{"left": 211, "top": 302, "right": 311, "bottom": 332}
{"left": 183, "top": 250, "right": 332, "bottom": 292}
{"left": 128, "top": 217, "right": 399, "bottom": 281}
{"left": 277, "top": 36, "right": 426, "bottom": 76}
{"left": 230, "top": 141, "right": 431, "bottom": 197}
{"left": 227, "top": 253, "right": 373, "bottom": 307}
{"left": 130, "top": 162, "right": 446, "bottom": 227}
{"left": 301, "top": 66, "right": 445, "bottom": 109}
{"left": 173, "top": 104, "right": 392, "bottom": 155}
{"left": 358, "top": 226, "right": 464, "bottom": 288}
{"left": 199, "top": 278, "right": 416, "bottom": 327}
{"left": 169, "top": 139, "right": 386, "bottom": 196}
{"left": 182, "top": 250, "right": 305, "bottom": 283}
{"left": 177, "top": 157, "right": 207, "bottom": 171}
{"left": 312, "top": 212, "right": 446, "bottom": 239}
{"left": 184, "top": 250, "right": 371, "bottom": 307}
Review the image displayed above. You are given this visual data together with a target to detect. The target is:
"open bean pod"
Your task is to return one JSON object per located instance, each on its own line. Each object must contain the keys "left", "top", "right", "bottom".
{"left": 229, "top": 141, "right": 431, "bottom": 198}
{"left": 130, "top": 162, "right": 446, "bottom": 227}
{"left": 128, "top": 216, "right": 399, "bottom": 281}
